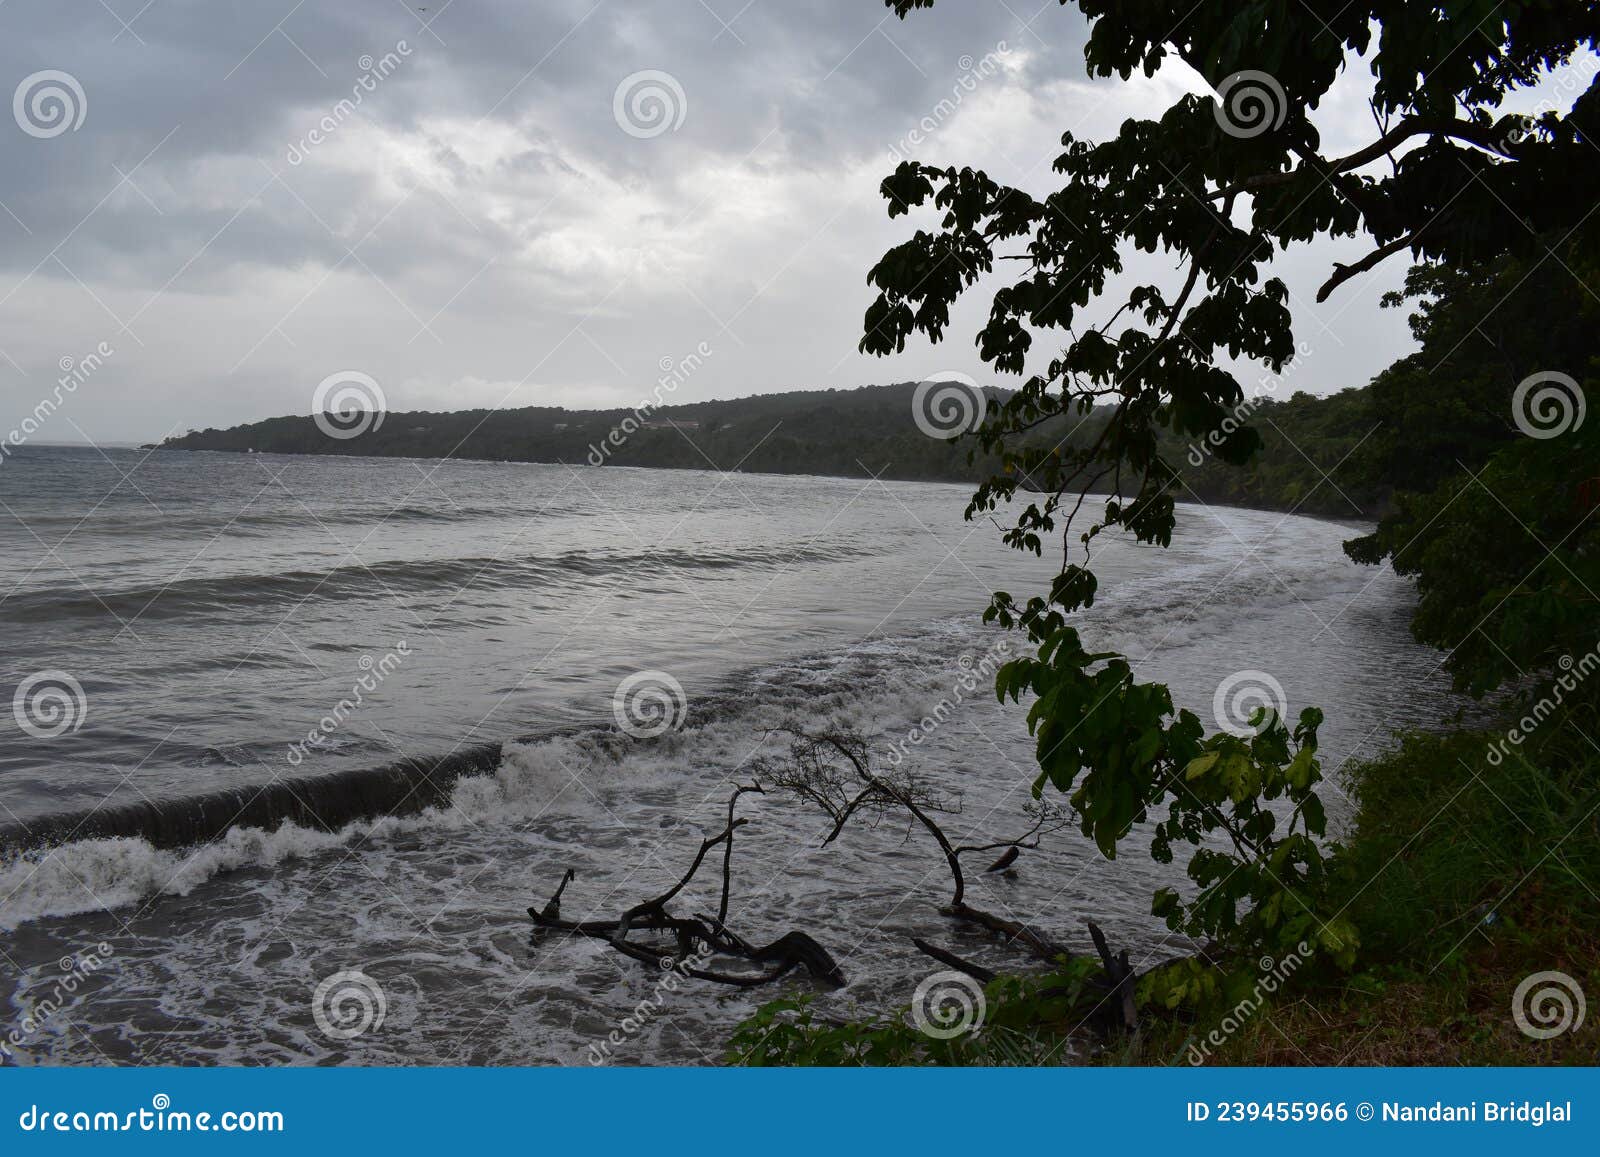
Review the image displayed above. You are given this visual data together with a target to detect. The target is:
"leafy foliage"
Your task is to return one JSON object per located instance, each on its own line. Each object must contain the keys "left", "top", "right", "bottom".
{"left": 729, "top": 0, "right": 1600, "bottom": 1068}
{"left": 737, "top": 3, "right": 1598, "bottom": 1065}
{"left": 855, "top": 0, "right": 1594, "bottom": 989}
{"left": 1346, "top": 242, "right": 1600, "bottom": 698}
{"left": 1138, "top": 719, "right": 1600, "bottom": 1065}
{"left": 728, "top": 961, "right": 1107, "bottom": 1066}
{"left": 866, "top": 1, "right": 1596, "bottom": 570}
{"left": 994, "top": 630, "right": 1355, "bottom": 961}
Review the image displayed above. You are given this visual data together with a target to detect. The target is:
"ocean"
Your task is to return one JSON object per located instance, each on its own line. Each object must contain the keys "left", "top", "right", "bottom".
{"left": 0, "top": 446, "right": 1455, "bottom": 1064}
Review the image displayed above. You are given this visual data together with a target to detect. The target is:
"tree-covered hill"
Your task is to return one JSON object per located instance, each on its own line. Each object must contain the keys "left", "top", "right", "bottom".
{"left": 162, "top": 378, "right": 1392, "bottom": 519}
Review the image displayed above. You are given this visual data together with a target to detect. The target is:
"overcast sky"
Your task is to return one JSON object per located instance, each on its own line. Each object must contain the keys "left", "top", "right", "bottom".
{"left": 0, "top": 1, "right": 1577, "bottom": 443}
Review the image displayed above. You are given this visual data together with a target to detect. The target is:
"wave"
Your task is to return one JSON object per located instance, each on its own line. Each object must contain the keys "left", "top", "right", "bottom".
{"left": 0, "top": 742, "right": 529, "bottom": 930}
{"left": 0, "top": 723, "right": 715, "bottom": 931}
{"left": 0, "top": 737, "right": 605, "bottom": 931}
{"left": 0, "top": 743, "right": 505, "bottom": 857}
{"left": 10, "top": 503, "right": 552, "bottom": 538}
{"left": 0, "top": 623, "right": 993, "bottom": 930}
{"left": 3, "top": 538, "right": 881, "bottom": 621}
{"left": 0, "top": 629, "right": 931, "bottom": 860}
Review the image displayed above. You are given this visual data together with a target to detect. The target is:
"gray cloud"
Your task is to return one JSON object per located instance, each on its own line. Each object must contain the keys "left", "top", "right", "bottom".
{"left": 0, "top": 0, "right": 1430, "bottom": 442}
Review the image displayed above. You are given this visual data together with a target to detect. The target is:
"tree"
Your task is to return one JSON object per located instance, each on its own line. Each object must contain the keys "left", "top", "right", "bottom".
{"left": 861, "top": 1, "right": 1599, "bottom": 958}
{"left": 1347, "top": 243, "right": 1599, "bottom": 697}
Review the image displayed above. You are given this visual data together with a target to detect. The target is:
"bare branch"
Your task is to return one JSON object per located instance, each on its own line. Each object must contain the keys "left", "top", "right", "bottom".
{"left": 527, "top": 782, "right": 846, "bottom": 988}
{"left": 764, "top": 725, "right": 1074, "bottom": 960}
{"left": 912, "top": 938, "right": 999, "bottom": 984}
{"left": 1209, "top": 115, "right": 1517, "bottom": 203}
{"left": 1315, "top": 230, "right": 1421, "bottom": 302}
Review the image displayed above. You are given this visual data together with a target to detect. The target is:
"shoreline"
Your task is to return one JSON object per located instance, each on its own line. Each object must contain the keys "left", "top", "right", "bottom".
{"left": 122, "top": 442, "right": 1381, "bottom": 530}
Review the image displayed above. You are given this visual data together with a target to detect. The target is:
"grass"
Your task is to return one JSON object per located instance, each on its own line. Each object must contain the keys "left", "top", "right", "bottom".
{"left": 727, "top": 713, "right": 1600, "bottom": 1066}
{"left": 1118, "top": 724, "right": 1600, "bottom": 1066}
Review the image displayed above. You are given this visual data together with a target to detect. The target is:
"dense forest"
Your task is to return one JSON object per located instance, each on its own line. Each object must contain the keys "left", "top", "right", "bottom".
{"left": 163, "top": 378, "right": 1389, "bottom": 519}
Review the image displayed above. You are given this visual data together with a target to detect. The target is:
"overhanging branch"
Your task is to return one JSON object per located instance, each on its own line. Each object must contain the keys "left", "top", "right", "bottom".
{"left": 1316, "top": 230, "right": 1420, "bottom": 302}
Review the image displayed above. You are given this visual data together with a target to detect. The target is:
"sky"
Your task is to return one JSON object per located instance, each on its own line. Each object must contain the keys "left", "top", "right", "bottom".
{"left": 0, "top": 1, "right": 1580, "bottom": 443}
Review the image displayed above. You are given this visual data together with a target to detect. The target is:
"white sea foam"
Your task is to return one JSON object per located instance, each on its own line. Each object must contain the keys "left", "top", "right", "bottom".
{"left": 0, "top": 536, "right": 1418, "bottom": 937}
{"left": 0, "top": 735, "right": 600, "bottom": 931}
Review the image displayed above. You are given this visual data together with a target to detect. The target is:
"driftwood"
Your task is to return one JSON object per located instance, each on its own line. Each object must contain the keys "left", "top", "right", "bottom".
{"left": 759, "top": 728, "right": 1076, "bottom": 960}
{"left": 986, "top": 846, "right": 1020, "bottom": 873}
{"left": 913, "top": 928, "right": 1141, "bottom": 1038}
{"left": 1088, "top": 919, "right": 1139, "bottom": 1033}
{"left": 912, "top": 937, "right": 999, "bottom": 984}
{"left": 528, "top": 724, "right": 1143, "bottom": 1039}
{"left": 763, "top": 726, "right": 1142, "bottom": 1036}
{"left": 528, "top": 782, "right": 846, "bottom": 988}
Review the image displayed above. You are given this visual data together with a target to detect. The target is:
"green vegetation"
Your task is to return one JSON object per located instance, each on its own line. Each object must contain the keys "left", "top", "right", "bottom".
{"left": 1349, "top": 242, "right": 1600, "bottom": 696}
{"left": 1106, "top": 714, "right": 1600, "bottom": 1066}
{"left": 733, "top": 719, "right": 1600, "bottom": 1066}
{"left": 729, "top": 0, "right": 1598, "bottom": 1065}
{"left": 165, "top": 379, "right": 1390, "bottom": 518}
{"left": 164, "top": 382, "right": 1006, "bottom": 484}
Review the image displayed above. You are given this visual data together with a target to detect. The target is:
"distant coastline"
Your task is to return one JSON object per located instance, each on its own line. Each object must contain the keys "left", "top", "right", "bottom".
{"left": 159, "top": 380, "right": 1389, "bottom": 519}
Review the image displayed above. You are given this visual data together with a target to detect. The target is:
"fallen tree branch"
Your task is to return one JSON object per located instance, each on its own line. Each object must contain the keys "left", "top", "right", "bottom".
{"left": 760, "top": 726, "right": 1067, "bottom": 919}
{"left": 760, "top": 725, "right": 1088, "bottom": 965}
{"left": 941, "top": 900, "right": 1075, "bottom": 962}
{"left": 527, "top": 782, "right": 846, "bottom": 988}
{"left": 760, "top": 724, "right": 1144, "bottom": 1036}
{"left": 914, "top": 932, "right": 1142, "bottom": 1038}
{"left": 912, "top": 938, "right": 999, "bottom": 984}
{"left": 1088, "top": 919, "right": 1138, "bottom": 1034}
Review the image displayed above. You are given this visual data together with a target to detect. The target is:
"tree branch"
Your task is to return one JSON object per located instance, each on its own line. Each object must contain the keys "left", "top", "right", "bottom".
{"left": 1316, "top": 231, "right": 1420, "bottom": 302}
{"left": 528, "top": 782, "right": 846, "bottom": 988}
{"left": 1209, "top": 115, "right": 1518, "bottom": 203}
